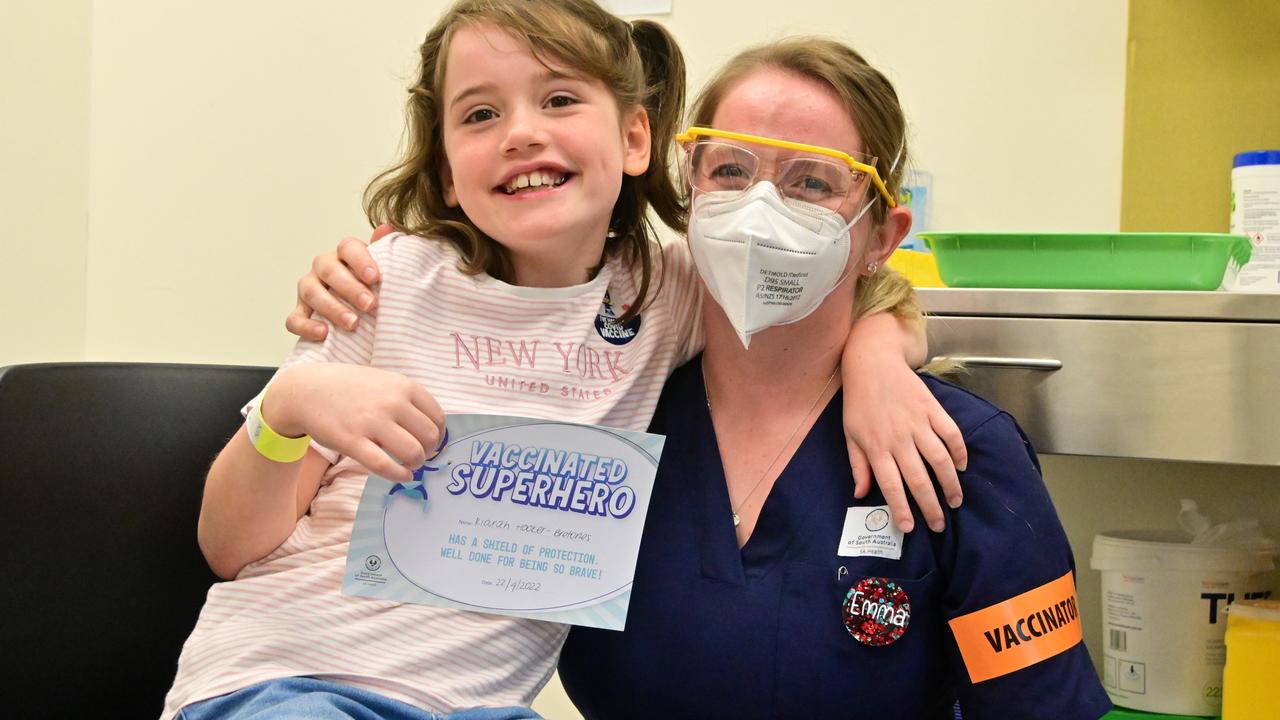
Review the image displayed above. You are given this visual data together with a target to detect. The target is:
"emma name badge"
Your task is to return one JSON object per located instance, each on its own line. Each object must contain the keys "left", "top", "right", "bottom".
{"left": 343, "top": 414, "right": 664, "bottom": 631}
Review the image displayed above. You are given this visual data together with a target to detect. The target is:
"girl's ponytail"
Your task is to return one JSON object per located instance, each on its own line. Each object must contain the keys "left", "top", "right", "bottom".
{"left": 601, "top": 17, "right": 687, "bottom": 322}
{"left": 628, "top": 19, "right": 687, "bottom": 234}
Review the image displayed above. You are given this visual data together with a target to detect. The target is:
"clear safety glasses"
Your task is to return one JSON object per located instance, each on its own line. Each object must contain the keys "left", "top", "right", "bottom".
{"left": 676, "top": 127, "right": 898, "bottom": 212}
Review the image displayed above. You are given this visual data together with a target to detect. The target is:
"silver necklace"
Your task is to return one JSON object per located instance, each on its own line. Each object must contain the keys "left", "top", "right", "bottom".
{"left": 704, "top": 361, "right": 839, "bottom": 527}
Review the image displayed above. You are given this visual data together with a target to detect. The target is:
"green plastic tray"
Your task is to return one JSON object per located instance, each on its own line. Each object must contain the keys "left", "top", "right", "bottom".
{"left": 919, "top": 232, "right": 1252, "bottom": 290}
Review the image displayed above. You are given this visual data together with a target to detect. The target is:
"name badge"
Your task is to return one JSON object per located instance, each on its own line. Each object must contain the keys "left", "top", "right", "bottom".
{"left": 837, "top": 505, "right": 904, "bottom": 560}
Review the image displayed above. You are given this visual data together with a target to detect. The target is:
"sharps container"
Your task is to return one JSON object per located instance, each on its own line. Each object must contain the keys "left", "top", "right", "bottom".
{"left": 1229, "top": 149, "right": 1280, "bottom": 292}
{"left": 1090, "top": 531, "right": 1275, "bottom": 716}
{"left": 1222, "top": 599, "right": 1280, "bottom": 719}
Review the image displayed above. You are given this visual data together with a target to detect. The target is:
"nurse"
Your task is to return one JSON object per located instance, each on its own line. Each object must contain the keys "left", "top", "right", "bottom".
{"left": 556, "top": 38, "right": 1111, "bottom": 719}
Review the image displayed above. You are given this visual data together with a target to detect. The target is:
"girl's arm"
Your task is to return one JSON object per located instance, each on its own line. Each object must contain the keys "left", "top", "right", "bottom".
{"left": 198, "top": 423, "right": 329, "bottom": 580}
{"left": 842, "top": 311, "right": 966, "bottom": 534}
{"left": 844, "top": 267, "right": 966, "bottom": 534}
{"left": 287, "top": 235, "right": 968, "bottom": 535}
{"left": 199, "top": 350, "right": 445, "bottom": 579}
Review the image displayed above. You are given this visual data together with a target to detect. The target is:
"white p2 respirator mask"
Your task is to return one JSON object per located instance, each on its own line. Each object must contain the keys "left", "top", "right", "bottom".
{"left": 688, "top": 181, "right": 875, "bottom": 348}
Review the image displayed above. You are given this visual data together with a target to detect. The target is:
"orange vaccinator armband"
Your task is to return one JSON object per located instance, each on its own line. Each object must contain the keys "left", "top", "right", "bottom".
{"left": 947, "top": 570, "right": 1083, "bottom": 683}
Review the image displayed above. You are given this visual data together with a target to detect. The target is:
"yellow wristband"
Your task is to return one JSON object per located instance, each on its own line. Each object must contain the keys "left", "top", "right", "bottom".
{"left": 245, "top": 402, "right": 311, "bottom": 463}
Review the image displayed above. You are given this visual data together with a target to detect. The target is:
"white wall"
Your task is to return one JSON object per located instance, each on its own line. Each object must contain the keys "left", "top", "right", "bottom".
{"left": 4, "top": 0, "right": 1129, "bottom": 367}
{"left": 1, "top": 0, "right": 92, "bottom": 364}
{"left": 82, "top": 2, "right": 435, "bottom": 364}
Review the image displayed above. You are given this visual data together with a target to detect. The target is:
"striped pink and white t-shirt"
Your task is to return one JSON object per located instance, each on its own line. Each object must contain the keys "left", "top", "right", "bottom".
{"left": 162, "top": 233, "right": 703, "bottom": 717}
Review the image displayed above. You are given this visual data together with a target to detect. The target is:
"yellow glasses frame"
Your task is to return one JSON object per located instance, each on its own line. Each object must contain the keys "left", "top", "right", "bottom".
{"left": 675, "top": 126, "right": 898, "bottom": 209}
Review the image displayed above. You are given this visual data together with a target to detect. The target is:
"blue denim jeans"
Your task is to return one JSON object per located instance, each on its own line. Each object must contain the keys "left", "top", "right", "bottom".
{"left": 177, "top": 677, "right": 544, "bottom": 720}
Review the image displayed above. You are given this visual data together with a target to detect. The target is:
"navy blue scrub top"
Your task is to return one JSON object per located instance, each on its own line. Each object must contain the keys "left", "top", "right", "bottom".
{"left": 559, "top": 359, "right": 1111, "bottom": 720}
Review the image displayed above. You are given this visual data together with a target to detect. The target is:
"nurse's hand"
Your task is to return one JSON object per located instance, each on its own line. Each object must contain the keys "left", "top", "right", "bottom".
{"left": 285, "top": 224, "right": 393, "bottom": 341}
{"left": 841, "top": 314, "right": 967, "bottom": 534}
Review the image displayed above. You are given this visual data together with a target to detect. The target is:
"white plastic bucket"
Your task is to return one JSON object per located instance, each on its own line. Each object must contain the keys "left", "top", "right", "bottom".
{"left": 1090, "top": 531, "right": 1275, "bottom": 716}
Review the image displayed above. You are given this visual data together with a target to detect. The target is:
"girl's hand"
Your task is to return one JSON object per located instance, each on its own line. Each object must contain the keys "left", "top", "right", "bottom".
{"left": 286, "top": 224, "right": 393, "bottom": 341}
{"left": 266, "top": 363, "right": 445, "bottom": 482}
{"left": 841, "top": 314, "right": 967, "bottom": 534}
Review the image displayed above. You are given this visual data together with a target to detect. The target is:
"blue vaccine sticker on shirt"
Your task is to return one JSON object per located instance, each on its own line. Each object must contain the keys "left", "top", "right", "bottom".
{"left": 595, "top": 291, "right": 640, "bottom": 346}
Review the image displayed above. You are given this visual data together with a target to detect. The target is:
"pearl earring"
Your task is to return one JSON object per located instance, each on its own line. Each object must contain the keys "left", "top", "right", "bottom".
{"left": 865, "top": 261, "right": 879, "bottom": 275}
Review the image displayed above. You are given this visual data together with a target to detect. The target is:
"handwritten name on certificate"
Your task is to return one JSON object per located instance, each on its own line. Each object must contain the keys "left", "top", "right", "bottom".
{"left": 342, "top": 414, "right": 664, "bottom": 631}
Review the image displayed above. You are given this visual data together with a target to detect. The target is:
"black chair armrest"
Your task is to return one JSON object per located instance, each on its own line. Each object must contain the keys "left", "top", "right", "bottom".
{"left": 0, "top": 362, "right": 274, "bottom": 717}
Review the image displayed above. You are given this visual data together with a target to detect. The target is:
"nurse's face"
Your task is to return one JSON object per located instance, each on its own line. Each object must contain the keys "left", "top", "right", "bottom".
{"left": 706, "top": 66, "right": 894, "bottom": 278}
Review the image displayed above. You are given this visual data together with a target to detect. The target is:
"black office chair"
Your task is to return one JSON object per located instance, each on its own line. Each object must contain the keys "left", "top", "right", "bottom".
{"left": 0, "top": 362, "right": 274, "bottom": 717}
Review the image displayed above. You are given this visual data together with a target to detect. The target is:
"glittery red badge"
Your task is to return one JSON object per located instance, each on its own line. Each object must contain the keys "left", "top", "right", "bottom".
{"left": 843, "top": 577, "right": 911, "bottom": 646}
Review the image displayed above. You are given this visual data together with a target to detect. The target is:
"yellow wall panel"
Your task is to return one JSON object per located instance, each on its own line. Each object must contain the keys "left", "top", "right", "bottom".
{"left": 1122, "top": 0, "right": 1280, "bottom": 232}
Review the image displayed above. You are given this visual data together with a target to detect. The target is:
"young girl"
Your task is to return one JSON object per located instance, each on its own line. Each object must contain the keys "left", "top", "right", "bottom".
{"left": 166, "top": 2, "right": 692, "bottom": 717}
{"left": 167, "top": 1, "right": 957, "bottom": 718}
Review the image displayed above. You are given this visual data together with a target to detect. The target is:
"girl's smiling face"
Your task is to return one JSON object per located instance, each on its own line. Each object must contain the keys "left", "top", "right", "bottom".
{"left": 439, "top": 23, "right": 650, "bottom": 286}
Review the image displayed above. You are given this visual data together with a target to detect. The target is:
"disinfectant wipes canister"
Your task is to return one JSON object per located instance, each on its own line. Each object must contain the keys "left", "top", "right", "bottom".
{"left": 1229, "top": 149, "right": 1280, "bottom": 292}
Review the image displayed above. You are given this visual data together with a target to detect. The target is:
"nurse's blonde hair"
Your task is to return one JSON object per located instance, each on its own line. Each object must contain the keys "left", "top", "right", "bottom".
{"left": 856, "top": 267, "right": 959, "bottom": 376}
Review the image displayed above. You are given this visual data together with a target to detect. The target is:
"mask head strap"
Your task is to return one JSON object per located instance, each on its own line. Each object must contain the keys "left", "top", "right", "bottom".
{"left": 845, "top": 129, "right": 907, "bottom": 230}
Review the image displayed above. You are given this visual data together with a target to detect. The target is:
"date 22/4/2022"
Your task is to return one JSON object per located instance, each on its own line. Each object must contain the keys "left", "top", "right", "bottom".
{"left": 486, "top": 577, "right": 543, "bottom": 593}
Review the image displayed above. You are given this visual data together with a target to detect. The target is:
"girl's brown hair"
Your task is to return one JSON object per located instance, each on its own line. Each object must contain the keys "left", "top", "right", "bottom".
{"left": 365, "top": 0, "right": 686, "bottom": 321}
{"left": 687, "top": 37, "right": 907, "bottom": 226}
